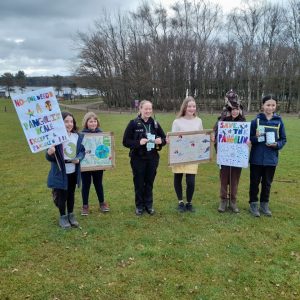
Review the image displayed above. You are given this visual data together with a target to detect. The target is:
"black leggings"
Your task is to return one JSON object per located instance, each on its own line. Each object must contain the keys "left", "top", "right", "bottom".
{"left": 174, "top": 173, "right": 196, "bottom": 203}
{"left": 52, "top": 173, "right": 77, "bottom": 216}
{"left": 81, "top": 170, "right": 104, "bottom": 205}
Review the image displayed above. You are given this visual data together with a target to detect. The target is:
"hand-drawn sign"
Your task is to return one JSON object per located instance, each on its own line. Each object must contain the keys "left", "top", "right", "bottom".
{"left": 216, "top": 121, "right": 250, "bottom": 168}
{"left": 168, "top": 130, "right": 213, "bottom": 166}
{"left": 81, "top": 132, "right": 115, "bottom": 171}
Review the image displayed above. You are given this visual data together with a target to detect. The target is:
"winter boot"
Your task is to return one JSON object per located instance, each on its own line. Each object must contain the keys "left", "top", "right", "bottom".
{"left": 68, "top": 213, "right": 79, "bottom": 227}
{"left": 249, "top": 202, "right": 260, "bottom": 217}
{"left": 229, "top": 200, "right": 240, "bottom": 213}
{"left": 218, "top": 199, "right": 227, "bottom": 213}
{"left": 59, "top": 215, "right": 71, "bottom": 229}
{"left": 260, "top": 202, "right": 272, "bottom": 217}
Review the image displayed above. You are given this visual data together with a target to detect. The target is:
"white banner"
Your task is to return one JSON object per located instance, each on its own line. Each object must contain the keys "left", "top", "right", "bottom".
{"left": 11, "top": 87, "right": 68, "bottom": 153}
{"left": 217, "top": 121, "right": 250, "bottom": 168}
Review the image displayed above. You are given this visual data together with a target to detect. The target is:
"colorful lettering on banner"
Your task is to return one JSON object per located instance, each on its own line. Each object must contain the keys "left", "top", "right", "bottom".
{"left": 217, "top": 121, "right": 251, "bottom": 168}
{"left": 11, "top": 87, "right": 68, "bottom": 153}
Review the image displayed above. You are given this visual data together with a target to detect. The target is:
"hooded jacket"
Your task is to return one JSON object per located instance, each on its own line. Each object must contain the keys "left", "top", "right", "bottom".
{"left": 46, "top": 133, "right": 85, "bottom": 190}
{"left": 249, "top": 113, "right": 286, "bottom": 166}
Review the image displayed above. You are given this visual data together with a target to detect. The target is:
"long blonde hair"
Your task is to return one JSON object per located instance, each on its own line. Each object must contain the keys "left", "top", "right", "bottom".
{"left": 82, "top": 112, "right": 100, "bottom": 129}
{"left": 177, "top": 96, "right": 197, "bottom": 118}
{"left": 139, "top": 100, "right": 152, "bottom": 110}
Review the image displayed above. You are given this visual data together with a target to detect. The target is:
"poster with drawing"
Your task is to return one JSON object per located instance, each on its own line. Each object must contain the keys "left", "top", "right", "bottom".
{"left": 11, "top": 87, "right": 68, "bottom": 153}
{"left": 168, "top": 130, "right": 213, "bottom": 166}
{"left": 81, "top": 132, "right": 115, "bottom": 171}
{"left": 217, "top": 121, "right": 251, "bottom": 168}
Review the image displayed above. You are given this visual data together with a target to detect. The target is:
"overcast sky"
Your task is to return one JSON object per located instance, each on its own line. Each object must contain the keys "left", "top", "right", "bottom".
{"left": 0, "top": 0, "right": 284, "bottom": 77}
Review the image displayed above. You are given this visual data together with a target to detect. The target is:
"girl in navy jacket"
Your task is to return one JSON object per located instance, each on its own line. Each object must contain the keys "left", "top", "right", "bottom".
{"left": 249, "top": 95, "right": 286, "bottom": 217}
{"left": 46, "top": 112, "right": 85, "bottom": 228}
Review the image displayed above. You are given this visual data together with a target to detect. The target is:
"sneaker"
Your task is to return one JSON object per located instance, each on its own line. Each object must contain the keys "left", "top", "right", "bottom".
{"left": 135, "top": 208, "right": 144, "bottom": 216}
{"left": 185, "top": 202, "right": 195, "bottom": 212}
{"left": 177, "top": 202, "right": 186, "bottom": 213}
{"left": 81, "top": 205, "right": 89, "bottom": 216}
{"left": 145, "top": 207, "right": 155, "bottom": 215}
{"left": 100, "top": 202, "right": 110, "bottom": 212}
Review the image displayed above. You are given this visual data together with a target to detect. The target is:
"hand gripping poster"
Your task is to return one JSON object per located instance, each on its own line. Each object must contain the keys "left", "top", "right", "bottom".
{"left": 11, "top": 87, "right": 68, "bottom": 153}
{"left": 217, "top": 121, "right": 251, "bottom": 168}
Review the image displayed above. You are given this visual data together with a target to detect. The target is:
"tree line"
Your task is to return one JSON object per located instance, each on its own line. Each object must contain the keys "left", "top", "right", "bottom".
{"left": 0, "top": 72, "right": 78, "bottom": 97}
{"left": 75, "top": 0, "right": 300, "bottom": 112}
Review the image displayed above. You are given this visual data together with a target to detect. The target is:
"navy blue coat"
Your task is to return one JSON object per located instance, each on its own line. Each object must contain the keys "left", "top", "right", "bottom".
{"left": 249, "top": 113, "right": 286, "bottom": 166}
{"left": 46, "top": 133, "right": 85, "bottom": 190}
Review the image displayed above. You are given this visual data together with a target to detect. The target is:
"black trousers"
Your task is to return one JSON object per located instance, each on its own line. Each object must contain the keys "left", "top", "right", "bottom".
{"left": 174, "top": 173, "right": 195, "bottom": 203}
{"left": 249, "top": 164, "right": 276, "bottom": 203}
{"left": 130, "top": 157, "right": 159, "bottom": 209}
{"left": 52, "top": 172, "right": 77, "bottom": 216}
{"left": 81, "top": 170, "right": 104, "bottom": 205}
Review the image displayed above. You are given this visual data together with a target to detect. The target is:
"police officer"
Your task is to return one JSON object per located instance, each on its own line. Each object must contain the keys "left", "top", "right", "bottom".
{"left": 123, "top": 100, "right": 166, "bottom": 215}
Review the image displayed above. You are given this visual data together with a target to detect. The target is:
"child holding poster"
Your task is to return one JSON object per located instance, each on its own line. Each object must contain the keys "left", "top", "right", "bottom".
{"left": 213, "top": 102, "right": 246, "bottom": 213}
{"left": 46, "top": 112, "right": 85, "bottom": 229}
{"left": 249, "top": 95, "right": 286, "bottom": 217}
{"left": 81, "top": 112, "right": 110, "bottom": 216}
{"left": 171, "top": 97, "right": 203, "bottom": 212}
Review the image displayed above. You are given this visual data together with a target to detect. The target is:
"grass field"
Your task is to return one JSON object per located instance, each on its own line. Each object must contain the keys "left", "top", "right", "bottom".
{"left": 0, "top": 99, "right": 299, "bottom": 299}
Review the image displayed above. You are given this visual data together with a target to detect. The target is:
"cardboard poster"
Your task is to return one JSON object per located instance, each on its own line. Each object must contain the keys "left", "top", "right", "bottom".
{"left": 11, "top": 87, "right": 68, "bottom": 153}
{"left": 168, "top": 130, "right": 213, "bottom": 166}
{"left": 217, "top": 121, "right": 250, "bottom": 168}
{"left": 81, "top": 132, "right": 115, "bottom": 171}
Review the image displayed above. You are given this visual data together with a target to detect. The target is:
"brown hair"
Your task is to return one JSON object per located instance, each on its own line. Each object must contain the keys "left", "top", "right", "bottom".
{"left": 177, "top": 96, "right": 197, "bottom": 118}
{"left": 82, "top": 112, "right": 100, "bottom": 129}
{"left": 61, "top": 111, "right": 78, "bottom": 133}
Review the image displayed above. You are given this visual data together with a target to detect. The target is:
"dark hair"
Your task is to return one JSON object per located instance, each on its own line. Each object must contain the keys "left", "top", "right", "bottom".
{"left": 61, "top": 111, "right": 78, "bottom": 133}
{"left": 262, "top": 95, "right": 277, "bottom": 104}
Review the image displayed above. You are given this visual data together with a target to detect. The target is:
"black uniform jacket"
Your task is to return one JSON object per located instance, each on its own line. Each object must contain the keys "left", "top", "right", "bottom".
{"left": 122, "top": 116, "right": 166, "bottom": 159}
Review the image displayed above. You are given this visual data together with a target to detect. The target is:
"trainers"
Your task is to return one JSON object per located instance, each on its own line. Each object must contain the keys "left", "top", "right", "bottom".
{"left": 135, "top": 208, "right": 144, "bottom": 216}
{"left": 177, "top": 202, "right": 186, "bottom": 212}
{"left": 68, "top": 213, "right": 79, "bottom": 227}
{"left": 59, "top": 215, "right": 71, "bottom": 229}
{"left": 81, "top": 205, "right": 89, "bottom": 216}
{"left": 185, "top": 202, "right": 195, "bottom": 212}
{"left": 100, "top": 202, "right": 110, "bottom": 212}
{"left": 145, "top": 207, "right": 155, "bottom": 215}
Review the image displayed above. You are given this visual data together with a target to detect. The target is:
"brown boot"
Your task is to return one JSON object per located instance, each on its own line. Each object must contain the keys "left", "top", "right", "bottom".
{"left": 229, "top": 200, "right": 240, "bottom": 213}
{"left": 218, "top": 199, "right": 227, "bottom": 213}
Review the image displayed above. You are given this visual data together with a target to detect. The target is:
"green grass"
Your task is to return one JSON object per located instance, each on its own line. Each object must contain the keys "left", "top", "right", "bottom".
{"left": 0, "top": 99, "right": 299, "bottom": 299}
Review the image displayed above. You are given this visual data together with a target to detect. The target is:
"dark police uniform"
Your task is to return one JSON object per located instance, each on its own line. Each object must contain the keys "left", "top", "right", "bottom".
{"left": 123, "top": 115, "right": 166, "bottom": 212}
